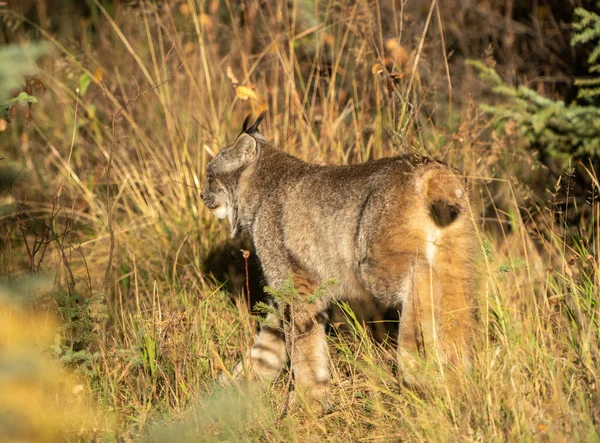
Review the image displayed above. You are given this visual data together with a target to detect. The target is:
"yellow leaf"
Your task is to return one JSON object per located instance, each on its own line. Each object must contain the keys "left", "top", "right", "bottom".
{"left": 179, "top": 3, "right": 191, "bottom": 15}
{"left": 94, "top": 67, "right": 105, "bottom": 82}
{"left": 371, "top": 63, "right": 384, "bottom": 74}
{"left": 199, "top": 13, "right": 212, "bottom": 27}
{"left": 0, "top": 119, "right": 7, "bottom": 132}
{"left": 183, "top": 42, "right": 196, "bottom": 56}
{"left": 385, "top": 38, "right": 399, "bottom": 51}
{"left": 235, "top": 86, "right": 259, "bottom": 101}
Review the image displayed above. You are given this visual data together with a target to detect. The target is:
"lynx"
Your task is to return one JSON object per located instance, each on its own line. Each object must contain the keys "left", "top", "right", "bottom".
{"left": 201, "top": 113, "right": 478, "bottom": 407}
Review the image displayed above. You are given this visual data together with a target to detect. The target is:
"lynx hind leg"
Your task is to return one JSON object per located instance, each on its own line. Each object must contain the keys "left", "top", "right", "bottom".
{"left": 399, "top": 255, "right": 475, "bottom": 384}
{"left": 397, "top": 264, "right": 475, "bottom": 388}
{"left": 434, "top": 225, "right": 477, "bottom": 370}
{"left": 360, "top": 256, "right": 458, "bottom": 386}
{"left": 285, "top": 269, "right": 332, "bottom": 411}
{"left": 396, "top": 260, "right": 444, "bottom": 385}
{"left": 224, "top": 312, "right": 287, "bottom": 384}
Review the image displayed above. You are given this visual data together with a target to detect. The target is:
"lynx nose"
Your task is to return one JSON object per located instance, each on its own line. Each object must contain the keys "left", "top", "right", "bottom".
{"left": 201, "top": 188, "right": 215, "bottom": 208}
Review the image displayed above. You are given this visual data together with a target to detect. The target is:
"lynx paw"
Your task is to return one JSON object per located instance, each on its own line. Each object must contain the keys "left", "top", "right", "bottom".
{"left": 397, "top": 349, "right": 428, "bottom": 389}
{"left": 218, "top": 360, "right": 245, "bottom": 386}
{"left": 219, "top": 356, "right": 284, "bottom": 386}
{"left": 288, "top": 386, "right": 332, "bottom": 415}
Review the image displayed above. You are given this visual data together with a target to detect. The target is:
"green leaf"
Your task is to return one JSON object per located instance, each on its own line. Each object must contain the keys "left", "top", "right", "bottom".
{"left": 79, "top": 73, "right": 92, "bottom": 96}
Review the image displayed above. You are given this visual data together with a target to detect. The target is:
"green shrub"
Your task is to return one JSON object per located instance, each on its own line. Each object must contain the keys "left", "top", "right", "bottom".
{"left": 0, "top": 43, "right": 49, "bottom": 120}
{"left": 467, "top": 6, "right": 600, "bottom": 175}
{"left": 572, "top": 7, "right": 600, "bottom": 100}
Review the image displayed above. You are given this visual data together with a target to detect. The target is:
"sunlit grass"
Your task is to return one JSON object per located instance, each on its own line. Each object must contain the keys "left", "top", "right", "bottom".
{"left": 0, "top": 0, "right": 598, "bottom": 440}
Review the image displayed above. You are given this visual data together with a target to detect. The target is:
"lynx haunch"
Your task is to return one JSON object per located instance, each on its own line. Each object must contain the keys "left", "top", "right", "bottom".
{"left": 201, "top": 113, "right": 478, "bottom": 407}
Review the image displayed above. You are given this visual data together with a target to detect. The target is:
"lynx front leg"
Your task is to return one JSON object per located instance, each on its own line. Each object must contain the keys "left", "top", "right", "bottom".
{"left": 229, "top": 311, "right": 287, "bottom": 382}
{"left": 285, "top": 271, "right": 331, "bottom": 410}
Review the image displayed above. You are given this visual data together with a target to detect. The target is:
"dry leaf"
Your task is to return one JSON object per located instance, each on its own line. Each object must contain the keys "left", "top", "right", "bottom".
{"left": 94, "top": 67, "right": 105, "bottom": 82}
{"left": 235, "top": 86, "right": 258, "bottom": 101}
{"left": 179, "top": 3, "right": 191, "bottom": 15}
{"left": 371, "top": 63, "right": 384, "bottom": 74}
{"left": 226, "top": 66, "right": 239, "bottom": 86}
{"left": 183, "top": 42, "right": 196, "bottom": 56}
{"left": 199, "top": 13, "right": 212, "bottom": 27}
{"left": 0, "top": 119, "right": 7, "bottom": 131}
{"left": 389, "top": 71, "right": 405, "bottom": 80}
{"left": 385, "top": 39, "right": 409, "bottom": 66}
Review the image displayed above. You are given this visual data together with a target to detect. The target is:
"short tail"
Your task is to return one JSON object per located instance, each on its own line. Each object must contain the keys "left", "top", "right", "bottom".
{"left": 420, "top": 167, "right": 469, "bottom": 228}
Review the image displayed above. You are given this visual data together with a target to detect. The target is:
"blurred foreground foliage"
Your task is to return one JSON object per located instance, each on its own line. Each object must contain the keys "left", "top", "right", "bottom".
{"left": 0, "top": 282, "right": 111, "bottom": 441}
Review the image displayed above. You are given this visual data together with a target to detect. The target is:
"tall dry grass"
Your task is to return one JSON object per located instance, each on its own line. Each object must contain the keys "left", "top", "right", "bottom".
{"left": 0, "top": 0, "right": 598, "bottom": 440}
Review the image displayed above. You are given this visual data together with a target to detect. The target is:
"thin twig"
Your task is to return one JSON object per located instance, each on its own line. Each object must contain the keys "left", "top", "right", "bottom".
{"left": 241, "top": 249, "right": 251, "bottom": 313}
{"left": 101, "top": 84, "right": 115, "bottom": 293}
{"left": 101, "top": 62, "right": 184, "bottom": 293}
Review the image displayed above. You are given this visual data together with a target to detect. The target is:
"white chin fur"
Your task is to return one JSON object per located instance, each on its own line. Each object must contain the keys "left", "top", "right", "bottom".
{"left": 213, "top": 206, "right": 228, "bottom": 219}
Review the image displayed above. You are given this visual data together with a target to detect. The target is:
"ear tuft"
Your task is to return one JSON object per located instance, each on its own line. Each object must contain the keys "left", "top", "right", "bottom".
{"left": 241, "top": 112, "right": 267, "bottom": 135}
{"left": 247, "top": 111, "right": 267, "bottom": 134}
{"left": 241, "top": 114, "right": 252, "bottom": 133}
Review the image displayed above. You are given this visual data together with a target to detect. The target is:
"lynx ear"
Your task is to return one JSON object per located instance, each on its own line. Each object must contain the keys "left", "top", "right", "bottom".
{"left": 235, "top": 133, "right": 258, "bottom": 164}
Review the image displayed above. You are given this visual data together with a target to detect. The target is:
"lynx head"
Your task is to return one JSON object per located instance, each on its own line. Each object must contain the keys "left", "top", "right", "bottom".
{"left": 201, "top": 112, "right": 266, "bottom": 237}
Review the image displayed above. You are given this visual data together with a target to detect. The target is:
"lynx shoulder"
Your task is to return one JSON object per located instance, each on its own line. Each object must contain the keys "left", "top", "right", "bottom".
{"left": 202, "top": 113, "right": 478, "bottom": 408}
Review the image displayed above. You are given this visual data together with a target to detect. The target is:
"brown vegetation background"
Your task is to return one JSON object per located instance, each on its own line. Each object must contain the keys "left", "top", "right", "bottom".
{"left": 0, "top": 0, "right": 598, "bottom": 441}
